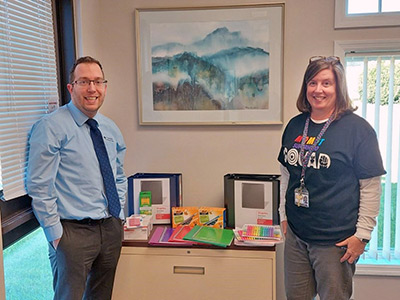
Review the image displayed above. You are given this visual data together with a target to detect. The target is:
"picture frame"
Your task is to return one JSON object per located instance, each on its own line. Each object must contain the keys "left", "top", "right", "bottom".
{"left": 135, "top": 4, "right": 284, "bottom": 125}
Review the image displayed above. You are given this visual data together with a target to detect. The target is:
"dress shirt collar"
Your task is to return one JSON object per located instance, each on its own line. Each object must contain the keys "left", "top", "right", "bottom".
{"left": 66, "top": 101, "right": 99, "bottom": 126}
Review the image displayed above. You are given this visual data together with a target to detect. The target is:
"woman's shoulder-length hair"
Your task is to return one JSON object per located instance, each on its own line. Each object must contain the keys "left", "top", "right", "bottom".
{"left": 296, "top": 57, "right": 356, "bottom": 120}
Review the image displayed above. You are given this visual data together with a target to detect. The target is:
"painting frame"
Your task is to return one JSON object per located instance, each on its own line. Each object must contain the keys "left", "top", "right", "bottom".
{"left": 135, "top": 4, "right": 284, "bottom": 125}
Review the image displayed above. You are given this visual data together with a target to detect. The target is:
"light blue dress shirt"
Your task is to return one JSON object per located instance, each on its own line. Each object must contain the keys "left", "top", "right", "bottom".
{"left": 26, "top": 101, "right": 127, "bottom": 242}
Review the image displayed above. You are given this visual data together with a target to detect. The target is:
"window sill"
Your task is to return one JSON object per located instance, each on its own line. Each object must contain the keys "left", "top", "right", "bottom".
{"left": 356, "top": 261, "right": 400, "bottom": 276}
{"left": 335, "top": 12, "right": 400, "bottom": 29}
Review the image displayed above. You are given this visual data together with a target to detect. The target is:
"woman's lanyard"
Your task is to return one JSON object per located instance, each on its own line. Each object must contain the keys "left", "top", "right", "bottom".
{"left": 294, "top": 113, "right": 335, "bottom": 208}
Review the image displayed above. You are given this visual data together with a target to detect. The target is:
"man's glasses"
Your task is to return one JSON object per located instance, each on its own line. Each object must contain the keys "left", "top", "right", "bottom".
{"left": 309, "top": 56, "right": 340, "bottom": 63}
{"left": 72, "top": 79, "right": 108, "bottom": 87}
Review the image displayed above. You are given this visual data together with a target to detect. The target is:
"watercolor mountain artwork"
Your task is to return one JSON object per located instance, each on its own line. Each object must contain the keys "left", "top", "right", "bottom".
{"left": 150, "top": 25, "right": 270, "bottom": 111}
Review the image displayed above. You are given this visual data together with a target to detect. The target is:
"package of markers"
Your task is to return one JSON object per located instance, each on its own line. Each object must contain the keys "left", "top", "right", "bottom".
{"left": 241, "top": 224, "right": 282, "bottom": 240}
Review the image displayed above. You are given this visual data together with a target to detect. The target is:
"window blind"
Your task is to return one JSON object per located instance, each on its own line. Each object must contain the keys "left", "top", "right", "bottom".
{"left": 0, "top": 0, "right": 59, "bottom": 201}
{"left": 345, "top": 53, "right": 400, "bottom": 263}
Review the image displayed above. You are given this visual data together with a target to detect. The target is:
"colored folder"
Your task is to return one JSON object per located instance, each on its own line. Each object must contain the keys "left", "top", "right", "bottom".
{"left": 168, "top": 225, "right": 194, "bottom": 243}
{"left": 148, "top": 226, "right": 194, "bottom": 246}
{"left": 183, "top": 225, "right": 234, "bottom": 248}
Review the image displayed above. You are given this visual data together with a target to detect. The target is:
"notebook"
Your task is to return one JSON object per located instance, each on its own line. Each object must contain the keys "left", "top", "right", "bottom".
{"left": 183, "top": 225, "right": 234, "bottom": 248}
{"left": 148, "top": 226, "right": 192, "bottom": 246}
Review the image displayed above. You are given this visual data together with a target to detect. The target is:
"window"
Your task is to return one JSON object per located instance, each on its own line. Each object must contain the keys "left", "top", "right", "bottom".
{"left": 336, "top": 40, "right": 400, "bottom": 275}
{"left": 348, "top": 0, "right": 400, "bottom": 14}
{"left": 335, "top": 0, "right": 400, "bottom": 28}
{"left": 0, "top": 0, "right": 59, "bottom": 201}
{"left": 3, "top": 228, "right": 52, "bottom": 298}
{"left": 1, "top": 0, "right": 76, "bottom": 247}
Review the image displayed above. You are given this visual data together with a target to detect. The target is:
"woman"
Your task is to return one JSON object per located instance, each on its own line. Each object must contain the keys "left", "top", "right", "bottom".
{"left": 277, "top": 56, "right": 385, "bottom": 300}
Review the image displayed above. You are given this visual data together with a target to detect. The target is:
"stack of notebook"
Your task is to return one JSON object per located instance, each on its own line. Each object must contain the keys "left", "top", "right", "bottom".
{"left": 148, "top": 226, "right": 194, "bottom": 246}
{"left": 148, "top": 225, "right": 234, "bottom": 248}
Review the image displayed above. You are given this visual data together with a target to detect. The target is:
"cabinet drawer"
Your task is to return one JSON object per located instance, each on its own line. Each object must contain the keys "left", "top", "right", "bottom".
{"left": 113, "top": 247, "right": 276, "bottom": 300}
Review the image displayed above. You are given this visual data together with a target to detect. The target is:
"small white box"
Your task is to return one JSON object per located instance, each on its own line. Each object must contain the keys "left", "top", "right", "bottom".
{"left": 124, "top": 215, "right": 153, "bottom": 240}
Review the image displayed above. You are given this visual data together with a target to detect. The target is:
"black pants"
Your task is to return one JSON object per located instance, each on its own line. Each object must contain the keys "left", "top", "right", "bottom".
{"left": 49, "top": 217, "right": 123, "bottom": 300}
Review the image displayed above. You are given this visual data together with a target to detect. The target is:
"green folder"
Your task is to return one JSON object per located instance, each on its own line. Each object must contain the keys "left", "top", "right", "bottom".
{"left": 183, "top": 225, "right": 234, "bottom": 248}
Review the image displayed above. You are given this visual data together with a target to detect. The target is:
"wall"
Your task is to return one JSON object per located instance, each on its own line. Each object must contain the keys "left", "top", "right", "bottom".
{"left": 74, "top": 0, "right": 400, "bottom": 299}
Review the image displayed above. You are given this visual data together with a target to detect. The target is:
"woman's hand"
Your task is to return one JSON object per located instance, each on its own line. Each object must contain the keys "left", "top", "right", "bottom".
{"left": 281, "top": 220, "right": 288, "bottom": 236}
{"left": 336, "top": 236, "right": 367, "bottom": 264}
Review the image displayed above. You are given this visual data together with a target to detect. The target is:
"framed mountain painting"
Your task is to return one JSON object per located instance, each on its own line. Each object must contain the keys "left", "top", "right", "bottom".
{"left": 135, "top": 4, "right": 284, "bottom": 125}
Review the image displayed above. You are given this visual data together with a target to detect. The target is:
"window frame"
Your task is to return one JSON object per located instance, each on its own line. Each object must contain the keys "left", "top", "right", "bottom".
{"left": 335, "top": 0, "right": 400, "bottom": 29}
{"left": 334, "top": 39, "right": 400, "bottom": 62}
{"left": 335, "top": 39, "right": 400, "bottom": 276}
{"left": 1, "top": 0, "right": 76, "bottom": 248}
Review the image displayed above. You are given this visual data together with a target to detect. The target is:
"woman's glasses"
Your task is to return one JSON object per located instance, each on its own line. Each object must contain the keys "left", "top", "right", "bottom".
{"left": 309, "top": 56, "right": 340, "bottom": 63}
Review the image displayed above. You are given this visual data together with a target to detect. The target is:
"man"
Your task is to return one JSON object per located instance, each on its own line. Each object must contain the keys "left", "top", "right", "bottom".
{"left": 26, "top": 56, "right": 127, "bottom": 300}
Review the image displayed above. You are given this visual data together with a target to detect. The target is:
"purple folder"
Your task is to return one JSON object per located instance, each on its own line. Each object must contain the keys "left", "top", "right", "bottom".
{"left": 148, "top": 227, "right": 193, "bottom": 246}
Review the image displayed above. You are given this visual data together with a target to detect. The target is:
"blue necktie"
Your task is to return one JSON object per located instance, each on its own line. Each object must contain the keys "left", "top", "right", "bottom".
{"left": 86, "top": 118, "right": 121, "bottom": 218}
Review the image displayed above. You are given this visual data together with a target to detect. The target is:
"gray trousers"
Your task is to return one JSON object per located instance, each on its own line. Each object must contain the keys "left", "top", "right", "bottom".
{"left": 49, "top": 217, "right": 123, "bottom": 300}
{"left": 284, "top": 225, "right": 355, "bottom": 300}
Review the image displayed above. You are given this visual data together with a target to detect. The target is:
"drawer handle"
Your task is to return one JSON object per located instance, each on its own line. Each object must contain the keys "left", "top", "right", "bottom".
{"left": 173, "top": 266, "right": 205, "bottom": 275}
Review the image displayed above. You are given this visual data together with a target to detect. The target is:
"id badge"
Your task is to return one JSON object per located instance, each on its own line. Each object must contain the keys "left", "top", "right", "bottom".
{"left": 294, "top": 185, "right": 309, "bottom": 208}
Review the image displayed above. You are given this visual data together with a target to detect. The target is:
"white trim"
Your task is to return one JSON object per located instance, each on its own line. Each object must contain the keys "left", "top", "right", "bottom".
{"left": 356, "top": 264, "right": 400, "bottom": 276}
{"left": 334, "top": 39, "right": 400, "bottom": 61}
{"left": 74, "top": 0, "right": 83, "bottom": 57}
{"left": 335, "top": 0, "right": 400, "bottom": 29}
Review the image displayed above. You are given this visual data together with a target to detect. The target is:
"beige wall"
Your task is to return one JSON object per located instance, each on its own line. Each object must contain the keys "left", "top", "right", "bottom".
{"left": 74, "top": 0, "right": 400, "bottom": 208}
{"left": 75, "top": 0, "right": 400, "bottom": 298}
